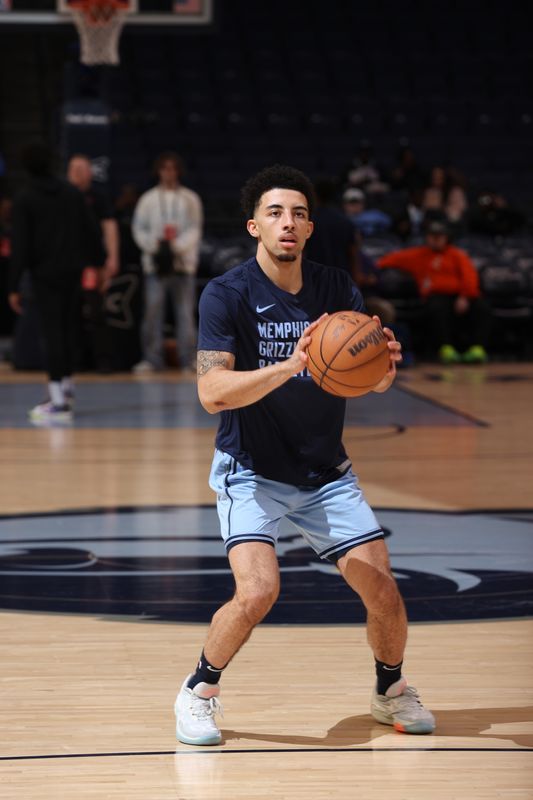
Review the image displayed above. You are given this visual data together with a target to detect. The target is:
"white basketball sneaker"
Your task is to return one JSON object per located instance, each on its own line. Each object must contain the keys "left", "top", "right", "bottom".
{"left": 371, "top": 676, "right": 435, "bottom": 734}
{"left": 29, "top": 401, "right": 73, "bottom": 425}
{"left": 175, "top": 675, "right": 223, "bottom": 746}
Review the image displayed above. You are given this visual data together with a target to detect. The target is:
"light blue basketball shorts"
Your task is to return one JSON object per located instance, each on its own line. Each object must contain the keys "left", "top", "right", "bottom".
{"left": 209, "top": 449, "right": 384, "bottom": 563}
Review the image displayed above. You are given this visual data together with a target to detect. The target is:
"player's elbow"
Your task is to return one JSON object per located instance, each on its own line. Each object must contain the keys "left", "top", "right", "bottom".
{"left": 198, "top": 389, "right": 217, "bottom": 414}
{"left": 200, "top": 398, "right": 224, "bottom": 414}
{"left": 198, "top": 385, "right": 228, "bottom": 414}
{"left": 197, "top": 365, "right": 236, "bottom": 414}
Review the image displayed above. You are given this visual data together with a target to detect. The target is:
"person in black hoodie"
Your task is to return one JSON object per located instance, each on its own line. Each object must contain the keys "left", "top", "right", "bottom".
{"left": 8, "top": 143, "right": 102, "bottom": 424}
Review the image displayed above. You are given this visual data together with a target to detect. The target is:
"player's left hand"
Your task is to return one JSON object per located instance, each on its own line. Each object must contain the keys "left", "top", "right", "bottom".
{"left": 372, "top": 316, "right": 402, "bottom": 390}
{"left": 290, "top": 313, "right": 328, "bottom": 373}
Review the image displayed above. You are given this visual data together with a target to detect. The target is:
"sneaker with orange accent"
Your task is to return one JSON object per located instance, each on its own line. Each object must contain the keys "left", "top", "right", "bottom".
{"left": 371, "top": 676, "right": 435, "bottom": 734}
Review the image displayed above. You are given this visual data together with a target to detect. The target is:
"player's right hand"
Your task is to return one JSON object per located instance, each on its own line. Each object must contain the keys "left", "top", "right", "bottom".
{"left": 288, "top": 313, "right": 328, "bottom": 374}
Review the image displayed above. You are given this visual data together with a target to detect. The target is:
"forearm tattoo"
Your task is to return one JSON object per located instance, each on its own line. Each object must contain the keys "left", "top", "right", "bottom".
{"left": 197, "top": 350, "right": 231, "bottom": 376}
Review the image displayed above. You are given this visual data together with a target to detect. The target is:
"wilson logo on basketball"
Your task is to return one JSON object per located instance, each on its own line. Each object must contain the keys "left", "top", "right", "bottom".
{"left": 348, "top": 327, "right": 387, "bottom": 357}
{"left": 307, "top": 311, "right": 390, "bottom": 398}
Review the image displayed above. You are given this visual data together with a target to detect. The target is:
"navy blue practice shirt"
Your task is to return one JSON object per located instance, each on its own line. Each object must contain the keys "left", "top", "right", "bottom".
{"left": 198, "top": 257, "right": 365, "bottom": 487}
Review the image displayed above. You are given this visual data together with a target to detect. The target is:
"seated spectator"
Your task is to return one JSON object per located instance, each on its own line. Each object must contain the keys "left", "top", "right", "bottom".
{"left": 422, "top": 165, "right": 468, "bottom": 234}
{"left": 388, "top": 142, "right": 427, "bottom": 193}
{"left": 343, "top": 187, "right": 392, "bottom": 238}
{"left": 468, "top": 190, "right": 526, "bottom": 238}
{"left": 377, "top": 219, "right": 491, "bottom": 364}
{"left": 392, "top": 188, "right": 426, "bottom": 242}
{"left": 342, "top": 140, "right": 389, "bottom": 197}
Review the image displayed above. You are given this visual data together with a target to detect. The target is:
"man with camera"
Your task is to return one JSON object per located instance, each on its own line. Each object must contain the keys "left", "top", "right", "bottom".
{"left": 132, "top": 151, "right": 203, "bottom": 373}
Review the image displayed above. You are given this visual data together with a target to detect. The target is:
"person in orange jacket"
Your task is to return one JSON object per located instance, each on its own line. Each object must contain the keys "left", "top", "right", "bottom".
{"left": 378, "top": 219, "right": 490, "bottom": 364}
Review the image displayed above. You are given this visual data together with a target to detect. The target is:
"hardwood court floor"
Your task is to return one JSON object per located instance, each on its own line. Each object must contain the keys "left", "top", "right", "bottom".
{"left": 1, "top": 362, "right": 532, "bottom": 798}
{"left": 1, "top": 362, "right": 532, "bottom": 514}
{"left": 1, "top": 613, "right": 532, "bottom": 799}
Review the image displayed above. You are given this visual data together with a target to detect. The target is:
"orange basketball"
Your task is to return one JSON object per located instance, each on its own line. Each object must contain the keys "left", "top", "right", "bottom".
{"left": 307, "top": 311, "right": 390, "bottom": 397}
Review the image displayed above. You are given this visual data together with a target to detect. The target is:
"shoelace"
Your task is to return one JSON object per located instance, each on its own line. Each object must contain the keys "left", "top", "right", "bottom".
{"left": 190, "top": 694, "right": 224, "bottom": 721}
{"left": 390, "top": 686, "right": 427, "bottom": 716}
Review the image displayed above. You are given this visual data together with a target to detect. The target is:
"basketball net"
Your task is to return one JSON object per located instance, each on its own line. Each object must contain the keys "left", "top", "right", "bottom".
{"left": 70, "top": 1, "right": 128, "bottom": 66}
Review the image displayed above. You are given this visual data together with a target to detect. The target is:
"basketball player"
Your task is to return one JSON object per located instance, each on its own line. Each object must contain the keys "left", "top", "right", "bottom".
{"left": 175, "top": 165, "right": 435, "bottom": 744}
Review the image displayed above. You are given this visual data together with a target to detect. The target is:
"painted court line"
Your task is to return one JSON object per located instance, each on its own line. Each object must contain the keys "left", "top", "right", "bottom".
{"left": 1, "top": 746, "right": 532, "bottom": 761}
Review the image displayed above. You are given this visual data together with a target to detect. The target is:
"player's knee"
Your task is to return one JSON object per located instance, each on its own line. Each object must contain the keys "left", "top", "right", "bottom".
{"left": 236, "top": 583, "right": 279, "bottom": 625}
{"left": 364, "top": 575, "right": 402, "bottom": 615}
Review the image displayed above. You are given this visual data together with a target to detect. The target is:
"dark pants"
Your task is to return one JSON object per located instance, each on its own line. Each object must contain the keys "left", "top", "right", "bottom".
{"left": 33, "top": 274, "right": 81, "bottom": 382}
{"left": 425, "top": 294, "right": 491, "bottom": 351}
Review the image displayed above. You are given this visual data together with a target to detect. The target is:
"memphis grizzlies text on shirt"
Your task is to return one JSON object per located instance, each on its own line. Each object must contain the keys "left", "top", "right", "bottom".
{"left": 198, "top": 257, "right": 365, "bottom": 487}
{"left": 257, "top": 318, "right": 309, "bottom": 373}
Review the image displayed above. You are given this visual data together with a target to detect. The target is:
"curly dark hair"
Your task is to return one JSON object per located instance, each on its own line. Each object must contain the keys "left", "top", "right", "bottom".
{"left": 240, "top": 164, "right": 316, "bottom": 219}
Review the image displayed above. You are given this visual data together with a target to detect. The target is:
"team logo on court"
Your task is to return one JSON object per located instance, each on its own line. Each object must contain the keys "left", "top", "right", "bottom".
{"left": 0, "top": 507, "right": 532, "bottom": 623}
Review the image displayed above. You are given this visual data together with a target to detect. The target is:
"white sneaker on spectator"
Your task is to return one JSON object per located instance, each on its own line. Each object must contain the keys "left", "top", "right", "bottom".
{"left": 175, "top": 675, "right": 223, "bottom": 746}
{"left": 29, "top": 401, "right": 73, "bottom": 425}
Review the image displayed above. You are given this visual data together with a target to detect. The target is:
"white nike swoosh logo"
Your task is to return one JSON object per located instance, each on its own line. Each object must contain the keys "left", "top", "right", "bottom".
{"left": 256, "top": 303, "right": 276, "bottom": 314}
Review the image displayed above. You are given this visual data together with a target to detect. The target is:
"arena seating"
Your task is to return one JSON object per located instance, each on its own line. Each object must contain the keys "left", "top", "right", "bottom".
{"left": 0, "top": 0, "right": 532, "bottom": 356}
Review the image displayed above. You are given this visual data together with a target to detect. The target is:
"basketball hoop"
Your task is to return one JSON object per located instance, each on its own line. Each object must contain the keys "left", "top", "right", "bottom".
{"left": 68, "top": 0, "right": 130, "bottom": 66}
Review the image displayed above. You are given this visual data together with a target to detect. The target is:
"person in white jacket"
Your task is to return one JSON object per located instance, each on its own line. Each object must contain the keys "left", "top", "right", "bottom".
{"left": 132, "top": 152, "right": 203, "bottom": 372}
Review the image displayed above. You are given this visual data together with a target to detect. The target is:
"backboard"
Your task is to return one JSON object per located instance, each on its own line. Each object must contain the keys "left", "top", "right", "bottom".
{"left": 0, "top": 0, "right": 213, "bottom": 26}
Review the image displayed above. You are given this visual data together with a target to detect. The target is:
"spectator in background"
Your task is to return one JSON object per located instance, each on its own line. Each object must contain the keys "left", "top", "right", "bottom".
{"left": 422, "top": 165, "right": 468, "bottom": 235}
{"left": 468, "top": 190, "right": 526, "bottom": 238}
{"left": 392, "top": 187, "right": 426, "bottom": 242}
{"left": 378, "top": 219, "right": 490, "bottom": 364}
{"left": 342, "top": 140, "right": 389, "bottom": 197}
{"left": 305, "top": 178, "right": 358, "bottom": 276}
{"left": 132, "top": 151, "right": 203, "bottom": 373}
{"left": 0, "top": 194, "right": 13, "bottom": 334}
{"left": 389, "top": 143, "right": 426, "bottom": 193}
{"left": 67, "top": 154, "right": 119, "bottom": 289}
{"left": 8, "top": 143, "right": 101, "bottom": 423}
{"left": 67, "top": 154, "right": 120, "bottom": 372}
{"left": 343, "top": 187, "right": 392, "bottom": 238}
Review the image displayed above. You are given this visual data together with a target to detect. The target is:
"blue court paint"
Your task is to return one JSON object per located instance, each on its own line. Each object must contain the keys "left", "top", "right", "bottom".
{"left": 0, "top": 380, "right": 484, "bottom": 429}
{"left": 0, "top": 506, "right": 531, "bottom": 623}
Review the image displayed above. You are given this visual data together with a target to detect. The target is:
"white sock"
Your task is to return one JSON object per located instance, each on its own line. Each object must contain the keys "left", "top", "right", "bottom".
{"left": 48, "top": 381, "right": 65, "bottom": 407}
